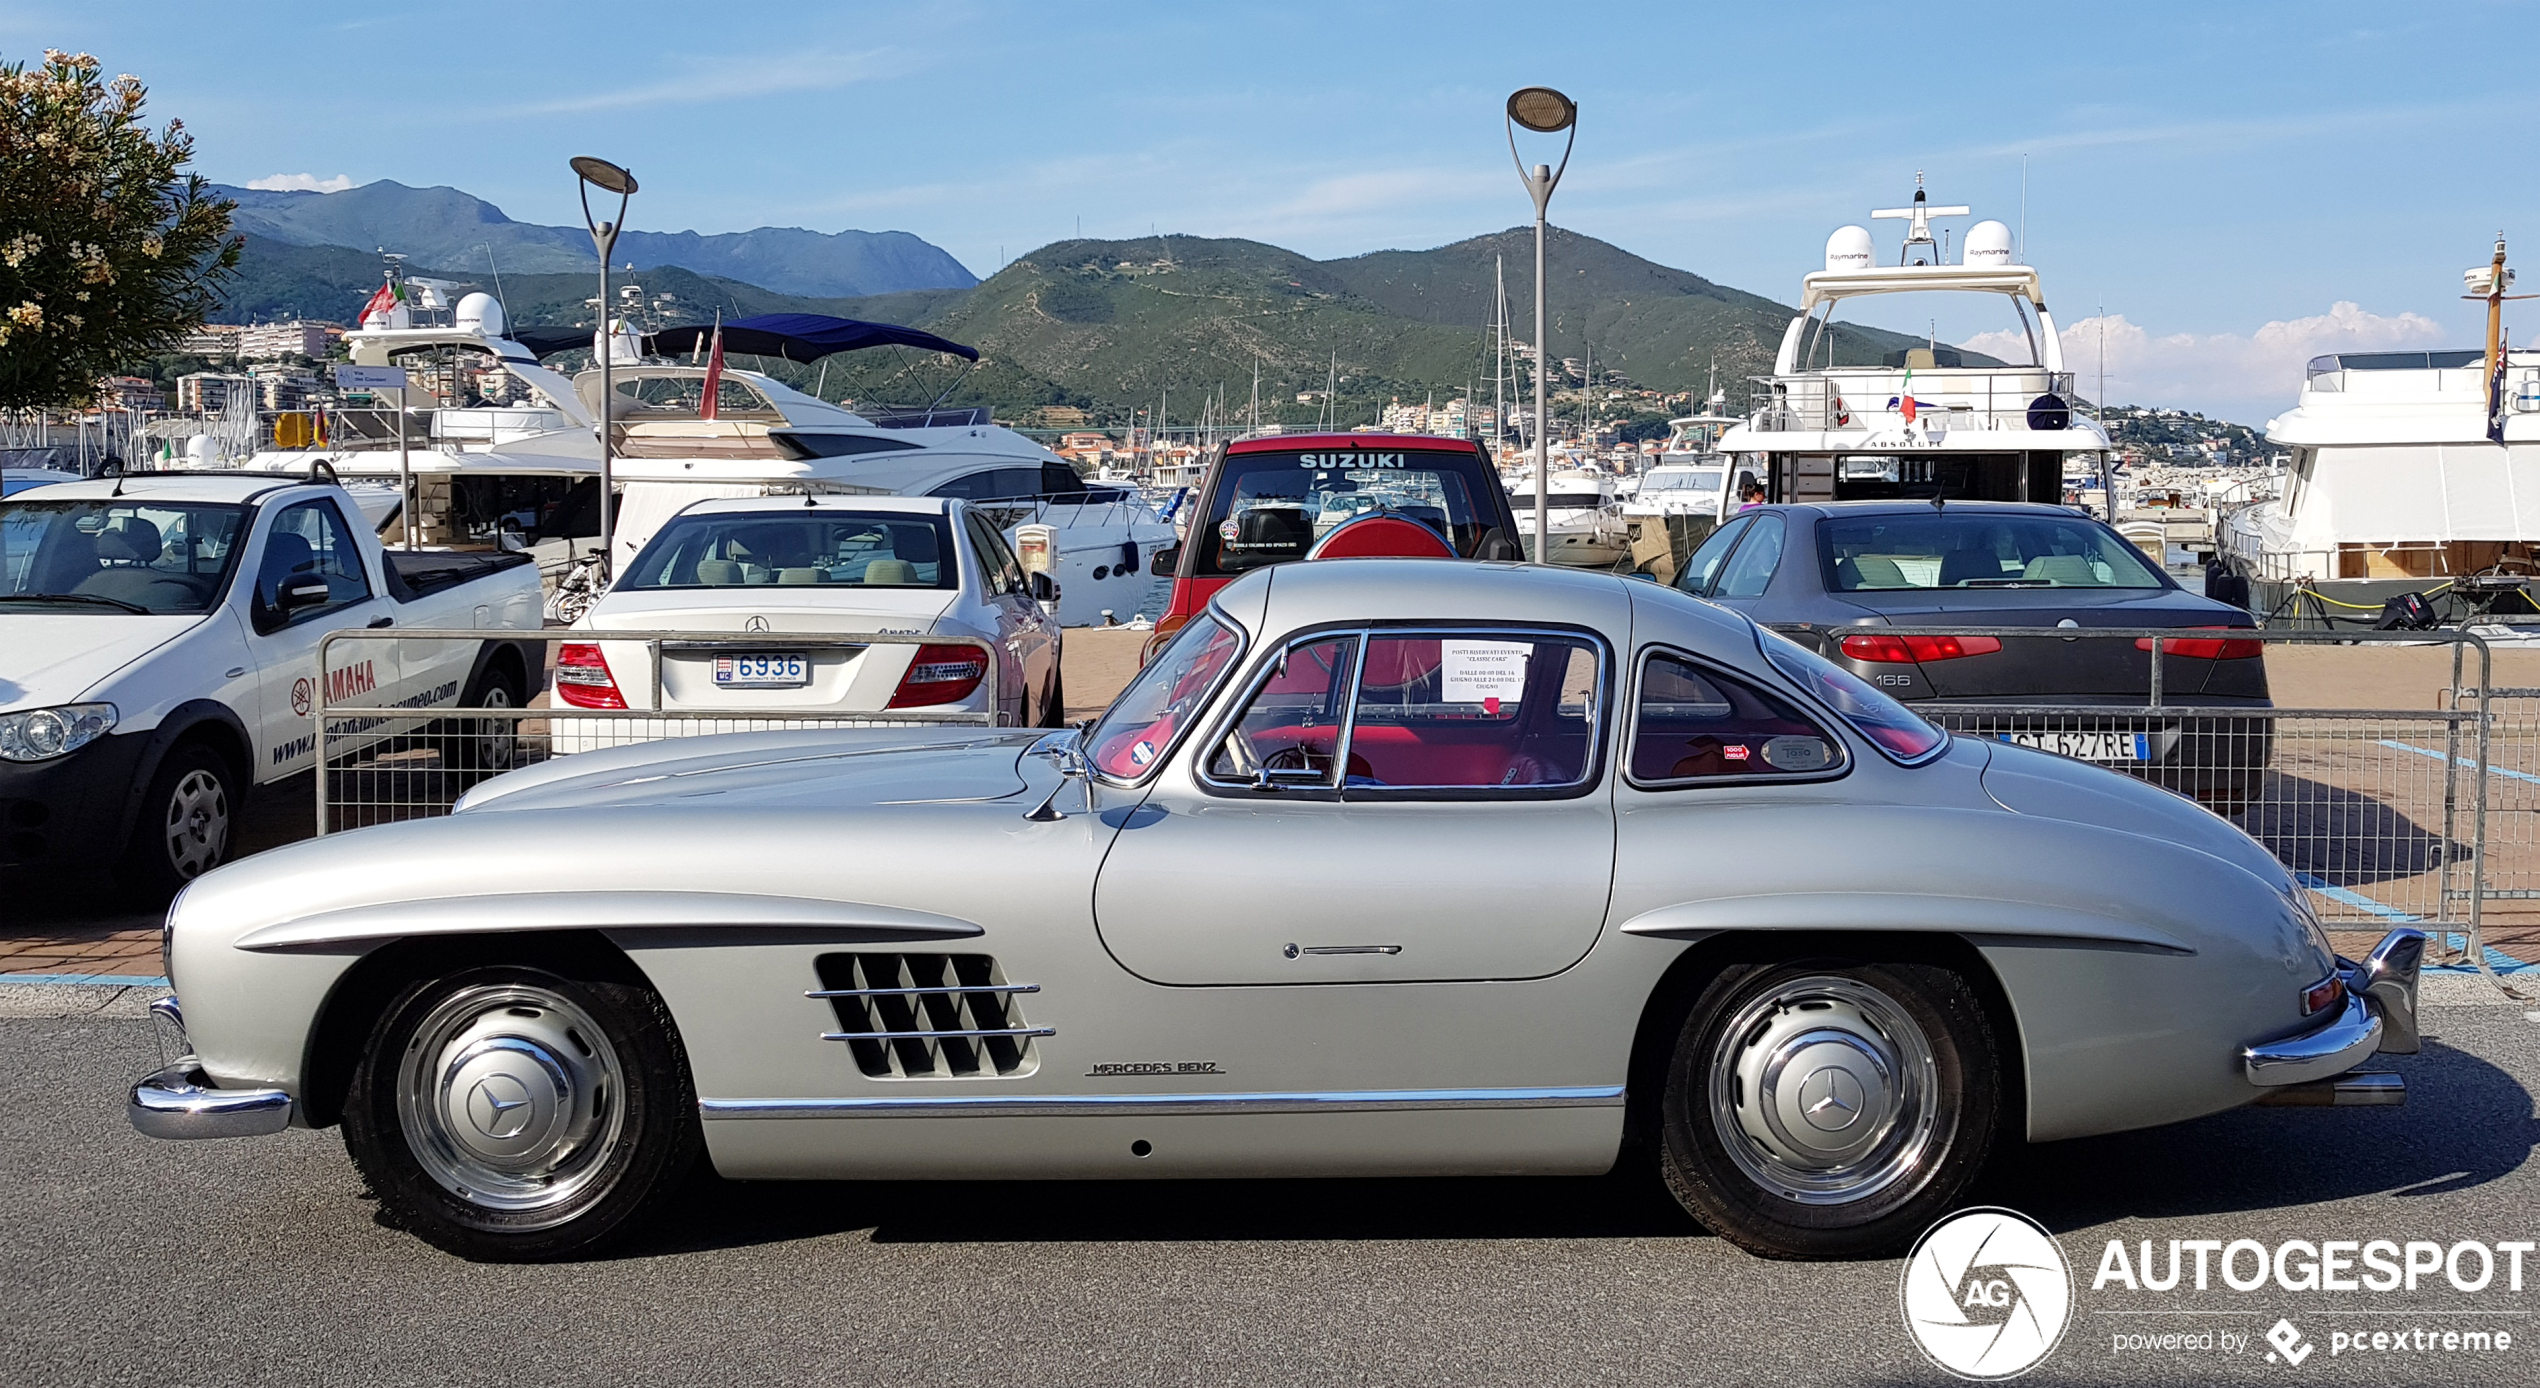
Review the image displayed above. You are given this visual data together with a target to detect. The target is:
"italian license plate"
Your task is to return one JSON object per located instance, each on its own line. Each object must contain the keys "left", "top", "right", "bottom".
{"left": 713, "top": 653, "right": 810, "bottom": 688}
{"left": 2001, "top": 730, "right": 2150, "bottom": 762}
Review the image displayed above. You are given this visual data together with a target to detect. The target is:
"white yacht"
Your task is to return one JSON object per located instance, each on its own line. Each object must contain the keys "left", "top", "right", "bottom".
{"left": 584, "top": 317, "right": 1173, "bottom": 627}
{"left": 2225, "top": 239, "right": 2540, "bottom": 618}
{"left": 1623, "top": 411, "right": 1745, "bottom": 524}
{"left": 1714, "top": 176, "right": 2115, "bottom": 508}
{"left": 1517, "top": 471, "right": 1632, "bottom": 568}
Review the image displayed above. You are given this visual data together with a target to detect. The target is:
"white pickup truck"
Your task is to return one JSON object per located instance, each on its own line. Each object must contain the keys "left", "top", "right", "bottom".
{"left": 0, "top": 472, "right": 541, "bottom": 894}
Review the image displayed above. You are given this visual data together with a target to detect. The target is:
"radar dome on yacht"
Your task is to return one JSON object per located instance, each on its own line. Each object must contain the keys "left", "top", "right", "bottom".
{"left": 1825, "top": 225, "right": 1874, "bottom": 272}
{"left": 454, "top": 292, "right": 505, "bottom": 338}
{"left": 1962, "top": 220, "right": 2015, "bottom": 267}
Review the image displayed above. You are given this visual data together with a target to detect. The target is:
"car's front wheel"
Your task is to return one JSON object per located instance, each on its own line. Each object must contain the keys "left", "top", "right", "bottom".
{"left": 343, "top": 962, "right": 698, "bottom": 1261}
{"left": 1658, "top": 957, "right": 1999, "bottom": 1259}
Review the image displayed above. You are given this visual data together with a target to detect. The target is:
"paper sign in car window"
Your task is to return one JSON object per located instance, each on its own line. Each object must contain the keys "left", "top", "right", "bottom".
{"left": 1441, "top": 640, "right": 1531, "bottom": 708}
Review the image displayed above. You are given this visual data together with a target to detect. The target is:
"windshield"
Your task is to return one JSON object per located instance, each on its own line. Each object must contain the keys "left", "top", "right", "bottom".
{"left": 1194, "top": 448, "right": 1503, "bottom": 575}
{"left": 1819, "top": 512, "right": 2163, "bottom": 591}
{"left": 1756, "top": 626, "right": 1949, "bottom": 762}
{"left": 1, "top": 499, "right": 249, "bottom": 614}
{"left": 1088, "top": 615, "right": 1243, "bottom": 779}
{"left": 617, "top": 511, "right": 957, "bottom": 589}
{"left": 1646, "top": 470, "right": 1723, "bottom": 493}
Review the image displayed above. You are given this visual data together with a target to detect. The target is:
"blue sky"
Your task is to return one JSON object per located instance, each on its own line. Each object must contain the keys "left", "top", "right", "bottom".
{"left": 12, "top": 1, "right": 2536, "bottom": 422}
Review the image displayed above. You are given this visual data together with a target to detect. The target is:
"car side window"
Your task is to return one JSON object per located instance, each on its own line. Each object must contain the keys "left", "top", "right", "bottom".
{"left": 963, "top": 513, "right": 1017, "bottom": 596}
{"left": 257, "top": 498, "right": 370, "bottom": 626}
{"left": 1205, "top": 635, "right": 1358, "bottom": 787}
{"left": 1676, "top": 516, "right": 1751, "bottom": 595}
{"left": 1346, "top": 632, "right": 1601, "bottom": 791}
{"left": 1713, "top": 514, "right": 1786, "bottom": 598}
{"left": 1630, "top": 650, "right": 1846, "bottom": 784}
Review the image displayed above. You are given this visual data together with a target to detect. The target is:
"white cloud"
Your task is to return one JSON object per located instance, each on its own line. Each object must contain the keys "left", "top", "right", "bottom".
{"left": 1962, "top": 301, "right": 2446, "bottom": 423}
{"left": 246, "top": 173, "right": 355, "bottom": 193}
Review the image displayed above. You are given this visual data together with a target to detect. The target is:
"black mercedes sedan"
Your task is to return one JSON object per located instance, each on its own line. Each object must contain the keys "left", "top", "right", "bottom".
{"left": 1675, "top": 500, "right": 2267, "bottom": 804}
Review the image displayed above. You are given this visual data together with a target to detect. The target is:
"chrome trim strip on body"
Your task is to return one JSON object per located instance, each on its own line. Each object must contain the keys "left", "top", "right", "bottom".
{"left": 128, "top": 1063, "right": 295, "bottom": 1140}
{"left": 820, "top": 1026, "right": 1058, "bottom": 1042}
{"left": 806, "top": 984, "right": 1042, "bottom": 999}
{"left": 2242, "top": 991, "right": 2383, "bottom": 1086}
{"left": 700, "top": 1084, "right": 1628, "bottom": 1120}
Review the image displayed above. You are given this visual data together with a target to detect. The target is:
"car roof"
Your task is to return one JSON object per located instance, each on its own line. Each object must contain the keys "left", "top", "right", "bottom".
{"left": 1224, "top": 433, "right": 1484, "bottom": 455}
{"left": 5, "top": 472, "right": 308, "bottom": 504}
{"left": 1227, "top": 556, "right": 1751, "bottom": 657}
{"left": 675, "top": 494, "right": 952, "bottom": 518}
{"left": 1758, "top": 500, "right": 2096, "bottom": 521}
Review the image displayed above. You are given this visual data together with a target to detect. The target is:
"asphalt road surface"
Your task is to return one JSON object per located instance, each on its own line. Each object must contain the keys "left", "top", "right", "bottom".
{"left": 5, "top": 987, "right": 2536, "bottom": 1388}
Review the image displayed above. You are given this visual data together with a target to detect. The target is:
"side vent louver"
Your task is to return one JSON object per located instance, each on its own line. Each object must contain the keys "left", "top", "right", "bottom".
{"left": 810, "top": 953, "right": 1048, "bottom": 1078}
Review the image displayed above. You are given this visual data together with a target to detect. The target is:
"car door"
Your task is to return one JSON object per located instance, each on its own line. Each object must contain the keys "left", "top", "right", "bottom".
{"left": 1700, "top": 511, "right": 1788, "bottom": 616}
{"left": 961, "top": 507, "right": 1050, "bottom": 720}
{"left": 246, "top": 496, "right": 401, "bottom": 777}
{"left": 1093, "top": 624, "right": 1616, "bottom": 984}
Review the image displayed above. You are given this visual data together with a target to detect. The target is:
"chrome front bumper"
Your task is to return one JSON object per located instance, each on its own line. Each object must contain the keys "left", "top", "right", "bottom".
{"left": 127, "top": 997, "right": 293, "bottom": 1140}
{"left": 2240, "top": 928, "right": 2425, "bottom": 1103}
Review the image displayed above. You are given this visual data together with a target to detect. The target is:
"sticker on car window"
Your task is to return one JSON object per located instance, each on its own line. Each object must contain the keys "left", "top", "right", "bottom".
{"left": 1441, "top": 640, "right": 1530, "bottom": 707}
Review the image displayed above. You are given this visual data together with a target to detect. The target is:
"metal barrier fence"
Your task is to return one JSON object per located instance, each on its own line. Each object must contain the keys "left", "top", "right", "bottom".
{"left": 313, "top": 629, "right": 1006, "bottom": 834}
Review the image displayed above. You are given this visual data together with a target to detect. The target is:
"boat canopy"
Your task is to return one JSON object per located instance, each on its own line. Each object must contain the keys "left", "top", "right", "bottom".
{"left": 645, "top": 314, "right": 980, "bottom": 363}
{"left": 1800, "top": 265, "right": 2045, "bottom": 311}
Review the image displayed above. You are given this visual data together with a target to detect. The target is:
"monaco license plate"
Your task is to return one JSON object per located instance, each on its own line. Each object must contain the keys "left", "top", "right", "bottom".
{"left": 2001, "top": 730, "right": 2150, "bottom": 762}
{"left": 713, "top": 653, "right": 810, "bottom": 688}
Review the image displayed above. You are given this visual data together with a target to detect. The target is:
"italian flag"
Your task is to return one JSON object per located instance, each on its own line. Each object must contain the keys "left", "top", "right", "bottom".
{"left": 358, "top": 280, "right": 407, "bottom": 325}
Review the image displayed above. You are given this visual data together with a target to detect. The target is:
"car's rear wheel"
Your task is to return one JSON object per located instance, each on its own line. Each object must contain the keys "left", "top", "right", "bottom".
{"left": 447, "top": 655, "right": 525, "bottom": 771}
{"left": 343, "top": 963, "right": 698, "bottom": 1261}
{"left": 1658, "top": 958, "right": 1998, "bottom": 1259}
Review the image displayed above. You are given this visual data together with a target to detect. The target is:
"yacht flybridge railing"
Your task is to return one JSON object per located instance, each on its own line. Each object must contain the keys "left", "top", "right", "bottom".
{"left": 1749, "top": 371, "right": 2080, "bottom": 434}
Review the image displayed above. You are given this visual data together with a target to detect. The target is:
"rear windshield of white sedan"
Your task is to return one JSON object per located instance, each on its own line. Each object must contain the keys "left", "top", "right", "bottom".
{"left": 1819, "top": 512, "right": 2163, "bottom": 590}
{"left": 618, "top": 512, "right": 957, "bottom": 589}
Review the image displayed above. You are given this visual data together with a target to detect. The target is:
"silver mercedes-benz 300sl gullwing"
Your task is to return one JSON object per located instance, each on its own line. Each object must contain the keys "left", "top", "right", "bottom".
{"left": 131, "top": 558, "right": 2424, "bottom": 1262}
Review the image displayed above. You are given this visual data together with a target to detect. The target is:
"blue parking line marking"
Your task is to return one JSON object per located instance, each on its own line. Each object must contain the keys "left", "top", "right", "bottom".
{"left": 2293, "top": 872, "right": 2423, "bottom": 923}
{"left": 2289, "top": 873, "right": 2530, "bottom": 972}
{"left": 0, "top": 973, "right": 170, "bottom": 987}
{"left": 2377, "top": 740, "right": 2540, "bottom": 787}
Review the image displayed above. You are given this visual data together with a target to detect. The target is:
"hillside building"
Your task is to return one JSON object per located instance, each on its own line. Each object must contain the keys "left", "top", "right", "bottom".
{"left": 237, "top": 321, "right": 330, "bottom": 362}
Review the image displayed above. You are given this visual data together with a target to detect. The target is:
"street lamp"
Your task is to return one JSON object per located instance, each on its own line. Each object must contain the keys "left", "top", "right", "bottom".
{"left": 1506, "top": 87, "right": 1575, "bottom": 566}
{"left": 571, "top": 155, "right": 637, "bottom": 575}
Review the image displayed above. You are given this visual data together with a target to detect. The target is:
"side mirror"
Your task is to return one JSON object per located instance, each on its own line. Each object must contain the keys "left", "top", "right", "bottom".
{"left": 1149, "top": 544, "right": 1181, "bottom": 577}
{"left": 1028, "top": 570, "right": 1057, "bottom": 602}
{"left": 279, "top": 577, "right": 331, "bottom": 611}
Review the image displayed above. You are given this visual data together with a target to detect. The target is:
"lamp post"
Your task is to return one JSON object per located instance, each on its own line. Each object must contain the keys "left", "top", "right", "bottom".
{"left": 1506, "top": 87, "right": 1575, "bottom": 565}
{"left": 571, "top": 155, "right": 637, "bottom": 576}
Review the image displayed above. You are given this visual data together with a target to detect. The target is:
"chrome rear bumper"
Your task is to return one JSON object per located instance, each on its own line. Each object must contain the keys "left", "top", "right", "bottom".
{"left": 2241, "top": 928, "right": 2425, "bottom": 1097}
{"left": 126, "top": 996, "right": 293, "bottom": 1140}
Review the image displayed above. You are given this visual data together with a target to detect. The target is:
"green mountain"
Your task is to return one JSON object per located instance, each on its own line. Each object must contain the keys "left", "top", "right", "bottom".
{"left": 212, "top": 180, "right": 977, "bottom": 297}
{"left": 214, "top": 226, "right": 1937, "bottom": 430}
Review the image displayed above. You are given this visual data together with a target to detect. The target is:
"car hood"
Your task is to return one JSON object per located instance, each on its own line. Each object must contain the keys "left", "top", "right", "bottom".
{"left": 453, "top": 725, "right": 1039, "bottom": 813}
{"left": 0, "top": 612, "right": 200, "bottom": 711}
{"left": 582, "top": 586, "right": 960, "bottom": 634}
{"left": 1828, "top": 586, "right": 2248, "bottom": 626}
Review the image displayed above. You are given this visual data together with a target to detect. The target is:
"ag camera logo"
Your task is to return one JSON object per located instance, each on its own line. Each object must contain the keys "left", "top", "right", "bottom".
{"left": 1901, "top": 1208, "right": 2073, "bottom": 1379}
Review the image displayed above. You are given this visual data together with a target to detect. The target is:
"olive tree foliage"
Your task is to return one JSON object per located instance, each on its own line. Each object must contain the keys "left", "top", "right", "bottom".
{"left": 0, "top": 50, "right": 238, "bottom": 409}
